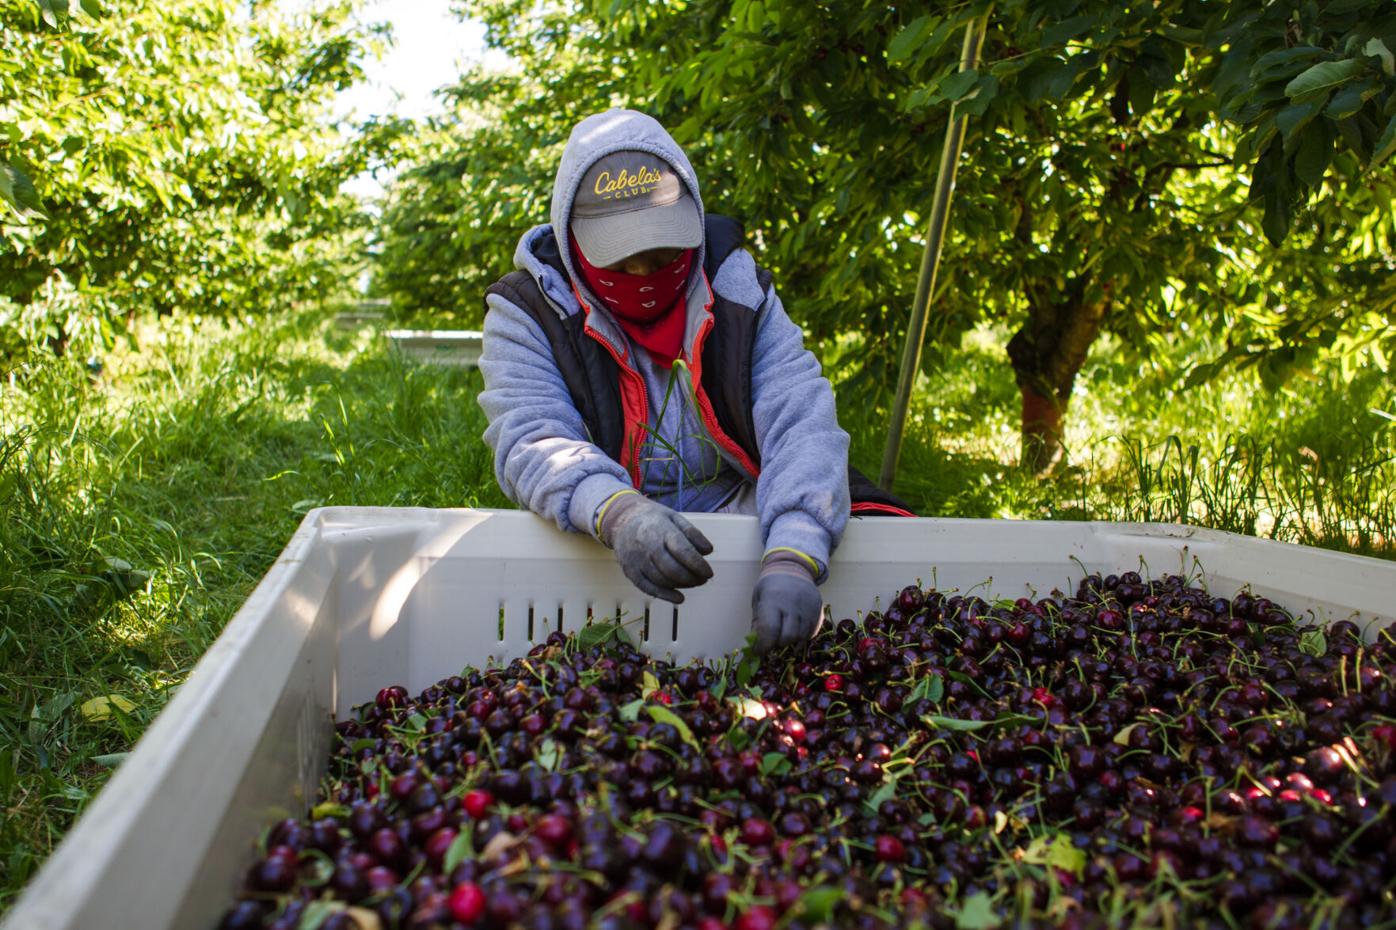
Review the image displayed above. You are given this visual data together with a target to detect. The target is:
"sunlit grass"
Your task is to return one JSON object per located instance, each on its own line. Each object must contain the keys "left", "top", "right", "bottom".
{"left": 0, "top": 306, "right": 508, "bottom": 908}
{"left": 845, "top": 324, "right": 1396, "bottom": 560}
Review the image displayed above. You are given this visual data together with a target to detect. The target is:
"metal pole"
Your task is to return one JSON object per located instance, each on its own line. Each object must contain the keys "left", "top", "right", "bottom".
{"left": 879, "top": 16, "right": 989, "bottom": 492}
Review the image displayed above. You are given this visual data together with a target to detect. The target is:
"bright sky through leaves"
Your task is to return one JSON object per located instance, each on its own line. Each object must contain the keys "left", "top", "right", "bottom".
{"left": 337, "top": 0, "right": 485, "bottom": 123}
{"left": 336, "top": 0, "right": 495, "bottom": 199}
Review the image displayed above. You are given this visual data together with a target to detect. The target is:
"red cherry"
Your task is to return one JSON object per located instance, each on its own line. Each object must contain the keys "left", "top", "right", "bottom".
{"left": 388, "top": 772, "right": 418, "bottom": 802}
{"left": 740, "top": 817, "right": 775, "bottom": 846}
{"left": 425, "top": 827, "right": 457, "bottom": 865}
{"left": 1175, "top": 806, "right": 1204, "bottom": 825}
{"left": 365, "top": 865, "right": 398, "bottom": 893}
{"left": 735, "top": 905, "right": 778, "bottom": 930}
{"left": 265, "top": 844, "right": 299, "bottom": 865}
{"left": 824, "top": 674, "right": 845, "bottom": 692}
{"left": 448, "top": 882, "right": 486, "bottom": 923}
{"left": 875, "top": 834, "right": 906, "bottom": 863}
{"left": 461, "top": 789, "right": 493, "bottom": 820}
{"left": 534, "top": 814, "right": 573, "bottom": 849}
{"left": 1286, "top": 773, "right": 1314, "bottom": 792}
{"left": 784, "top": 718, "right": 807, "bottom": 743}
{"left": 375, "top": 685, "right": 407, "bottom": 709}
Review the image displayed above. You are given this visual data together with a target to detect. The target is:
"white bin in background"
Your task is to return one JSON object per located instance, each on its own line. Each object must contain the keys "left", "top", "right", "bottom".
{"left": 332, "top": 311, "right": 386, "bottom": 330}
{"left": 385, "top": 330, "right": 484, "bottom": 368}
{"left": 5, "top": 509, "right": 1394, "bottom": 930}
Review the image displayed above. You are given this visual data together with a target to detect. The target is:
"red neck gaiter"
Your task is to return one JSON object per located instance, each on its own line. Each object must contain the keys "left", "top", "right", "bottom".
{"left": 570, "top": 237, "right": 694, "bottom": 367}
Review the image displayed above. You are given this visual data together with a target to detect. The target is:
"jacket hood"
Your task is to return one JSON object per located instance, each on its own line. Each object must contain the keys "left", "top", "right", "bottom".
{"left": 549, "top": 109, "right": 706, "bottom": 294}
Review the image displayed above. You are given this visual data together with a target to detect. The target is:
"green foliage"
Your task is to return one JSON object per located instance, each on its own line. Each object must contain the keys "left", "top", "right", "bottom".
{"left": 0, "top": 0, "right": 395, "bottom": 357}
{"left": 1211, "top": 3, "right": 1396, "bottom": 243}
{"left": 371, "top": 8, "right": 617, "bottom": 321}
{"left": 378, "top": 0, "right": 1394, "bottom": 453}
{"left": 1188, "top": 2, "right": 1396, "bottom": 384}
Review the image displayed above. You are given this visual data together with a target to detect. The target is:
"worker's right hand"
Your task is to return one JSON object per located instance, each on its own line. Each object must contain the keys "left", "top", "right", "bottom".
{"left": 598, "top": 491, "right": 714, "bottom": 603}
{"left": 751, "top": 550, "right": 823, "bottom": 653}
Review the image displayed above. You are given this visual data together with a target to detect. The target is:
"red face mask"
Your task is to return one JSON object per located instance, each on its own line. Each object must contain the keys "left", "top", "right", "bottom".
{"left": 570, "top": 237, "right": 695, "bottom": 365}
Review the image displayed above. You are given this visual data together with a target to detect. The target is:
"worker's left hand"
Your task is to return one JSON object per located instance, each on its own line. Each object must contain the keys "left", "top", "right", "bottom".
{"left": 751, "top": 551, "right": 823, "bottom": 653}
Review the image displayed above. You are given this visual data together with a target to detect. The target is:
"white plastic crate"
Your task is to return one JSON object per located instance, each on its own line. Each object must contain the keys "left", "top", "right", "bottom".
{"left": 384, "top": 330, "right": 484, "bottom": 368}
{"left": 5, "top": 508, "right": 1394, "bottom": 930}
{"left": 332, "top": 311, "right": 385, "bottom": 330}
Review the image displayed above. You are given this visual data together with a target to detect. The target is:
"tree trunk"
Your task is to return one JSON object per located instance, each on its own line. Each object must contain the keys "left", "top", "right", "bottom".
{"left": 1006, "top": 282, "right": 1110, "bottom": 473}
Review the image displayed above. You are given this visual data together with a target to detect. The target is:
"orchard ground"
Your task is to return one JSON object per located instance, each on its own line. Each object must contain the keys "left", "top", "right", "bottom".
{"left": 0, "top": 302, "right": 1392, "bottom": 910}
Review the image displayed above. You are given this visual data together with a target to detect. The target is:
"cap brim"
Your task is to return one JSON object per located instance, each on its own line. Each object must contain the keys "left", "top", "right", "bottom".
{"left": 571, "top": 195, "right": 702, "bottom": 268}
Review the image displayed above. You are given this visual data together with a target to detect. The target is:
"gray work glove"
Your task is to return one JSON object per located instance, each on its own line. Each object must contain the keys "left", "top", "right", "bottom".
{"left": 598, "top": 492, "right": 714, "bottom": 603}
{"left": 751, "top": 550, "right": 823, "bottom": 653}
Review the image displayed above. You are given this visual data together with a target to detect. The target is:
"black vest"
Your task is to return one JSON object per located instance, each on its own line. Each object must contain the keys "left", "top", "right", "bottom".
{"left": 484, "top": 214, "right": 912, "bottom": 515}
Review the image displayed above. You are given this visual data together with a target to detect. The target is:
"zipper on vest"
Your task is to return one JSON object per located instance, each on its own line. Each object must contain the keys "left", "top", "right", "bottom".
{"left": 686, "top": 305, "right": 762, "bottom": 482}
{"left": 572, "top": 281, "right": 649, "bottom": 488}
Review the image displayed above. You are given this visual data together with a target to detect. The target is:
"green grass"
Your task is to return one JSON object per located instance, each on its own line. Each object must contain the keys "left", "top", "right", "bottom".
{"left": 1, "top": 305, "right": 1392, "bottom": 912}
{"left": 0, "top": 307, "right": 508, "bottom": 907}
{"left": 849, "top": 327, "right": 1396, "bottom": 560}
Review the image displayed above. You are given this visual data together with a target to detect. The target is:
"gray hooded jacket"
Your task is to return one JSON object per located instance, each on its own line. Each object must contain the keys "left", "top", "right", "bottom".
{"left": 477, "top": 109, "right": 850, "bottom": 574}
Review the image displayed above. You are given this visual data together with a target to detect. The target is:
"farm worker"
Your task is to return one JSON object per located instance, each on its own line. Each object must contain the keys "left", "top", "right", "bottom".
{"left": 479, "top": 109, "right": 910, "bottom": 653}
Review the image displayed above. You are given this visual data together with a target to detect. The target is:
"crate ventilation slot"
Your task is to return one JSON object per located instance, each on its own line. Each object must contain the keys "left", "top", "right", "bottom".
{"left": 497, "top": 600, "right": 681, "bottom": 645}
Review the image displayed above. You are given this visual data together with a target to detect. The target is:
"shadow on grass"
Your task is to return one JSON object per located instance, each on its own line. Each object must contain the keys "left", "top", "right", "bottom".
{"left": 850, "top": 442, "right": 1020, "bottom": 520}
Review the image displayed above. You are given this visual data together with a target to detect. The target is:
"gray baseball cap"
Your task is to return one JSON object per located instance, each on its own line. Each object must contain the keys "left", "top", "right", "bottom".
{"left": 570, "top": 151, "right": 702, "bottom": 267}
